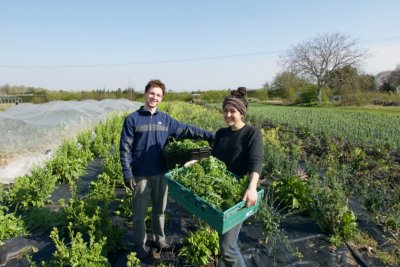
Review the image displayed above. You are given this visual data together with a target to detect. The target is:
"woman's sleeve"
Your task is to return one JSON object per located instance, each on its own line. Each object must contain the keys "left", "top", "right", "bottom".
{"left": 247, "top": 128, "right": 264, "bottom": 175}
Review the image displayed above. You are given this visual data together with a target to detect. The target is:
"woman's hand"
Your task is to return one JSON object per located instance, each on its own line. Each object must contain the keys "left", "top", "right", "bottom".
{"left": 243, "top": 187, "right": 258, "bottom": 207}
{"left": 243, "top": 171, "right": 260, "bottom": 207}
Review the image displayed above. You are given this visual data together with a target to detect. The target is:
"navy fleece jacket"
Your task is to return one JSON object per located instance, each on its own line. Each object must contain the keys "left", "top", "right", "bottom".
{"left": 120, "top": 106, "right": 214, "bottom": 179}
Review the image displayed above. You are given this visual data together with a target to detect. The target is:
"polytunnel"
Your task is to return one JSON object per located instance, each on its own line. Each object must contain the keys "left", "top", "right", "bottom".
{"left": 0, "top": 99, "right": 142, "bottom": 184}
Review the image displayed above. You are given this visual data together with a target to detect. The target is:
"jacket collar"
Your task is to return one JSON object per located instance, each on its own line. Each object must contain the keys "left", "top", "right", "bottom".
{"left": 138, "top": 106, "right": 159, "bottom": 115}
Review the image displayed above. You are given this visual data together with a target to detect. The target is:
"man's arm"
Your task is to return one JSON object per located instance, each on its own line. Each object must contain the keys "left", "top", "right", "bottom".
{"left": 119, "top": 117, "right": 135, "bottom": 182}
{"left": 168, "top": 117, "right": 215, "bottom": 141}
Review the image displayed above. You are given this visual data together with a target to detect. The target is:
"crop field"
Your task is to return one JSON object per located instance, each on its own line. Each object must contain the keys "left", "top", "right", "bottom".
{"left": 248, "top": 104, "right": 400, "bottom": 150}
{"left": 0, "top": 101, "right": 399, "bottom": 266}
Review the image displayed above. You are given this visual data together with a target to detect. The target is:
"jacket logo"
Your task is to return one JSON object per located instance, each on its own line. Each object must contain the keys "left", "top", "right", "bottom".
{"left": 158, "top": 121, "right": 162, "bottom": 125}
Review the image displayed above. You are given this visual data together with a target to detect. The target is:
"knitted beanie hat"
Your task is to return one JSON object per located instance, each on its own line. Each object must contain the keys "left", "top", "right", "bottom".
{"left": 222, "top": 87, "right": 247, "bottom": 115}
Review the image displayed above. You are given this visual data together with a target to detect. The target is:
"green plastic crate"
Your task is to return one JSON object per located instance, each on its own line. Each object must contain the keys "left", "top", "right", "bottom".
{"left": 165, "top": 172, "right": 264, "bottom": 234}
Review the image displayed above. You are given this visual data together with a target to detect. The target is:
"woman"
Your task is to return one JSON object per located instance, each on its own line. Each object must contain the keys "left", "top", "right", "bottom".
{"left": 212, "top": 87, "right": 264, "bottom": 267}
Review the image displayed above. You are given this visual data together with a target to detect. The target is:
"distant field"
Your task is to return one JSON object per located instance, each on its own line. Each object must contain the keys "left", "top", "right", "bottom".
{"left": 332, "top": 105, "right": 400, "bottom": 116}
{"left": 247, "top": 104, "right": 400, "bottom": 150}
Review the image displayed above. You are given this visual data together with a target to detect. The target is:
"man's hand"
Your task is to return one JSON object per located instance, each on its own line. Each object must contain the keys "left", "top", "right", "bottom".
{"left": 124, "top": 177, "right": 136, "bottom": 190}
{"left": 184, "top": 159, "right": 198, "bottom": 167}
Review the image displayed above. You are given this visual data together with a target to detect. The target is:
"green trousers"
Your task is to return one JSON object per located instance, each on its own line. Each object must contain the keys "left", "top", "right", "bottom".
{"left": 132, "top": 174, "right": 168, "bottom": 247}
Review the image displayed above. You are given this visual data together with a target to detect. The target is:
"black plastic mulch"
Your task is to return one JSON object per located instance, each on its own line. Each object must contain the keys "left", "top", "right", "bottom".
{"left": 1, "top": 159, "right": 394, "bottom": 267}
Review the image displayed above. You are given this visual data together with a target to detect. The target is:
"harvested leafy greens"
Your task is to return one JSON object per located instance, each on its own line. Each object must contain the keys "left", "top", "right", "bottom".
{"left": 164, "top": 139, "right": 211, "bottom": 154}
{"left": 169, "top": 156, "right": 248, "bottom": 211}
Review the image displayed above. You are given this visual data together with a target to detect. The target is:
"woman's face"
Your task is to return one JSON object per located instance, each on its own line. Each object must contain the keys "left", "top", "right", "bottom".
{"left": 223, "top": 104, "right": 244, "bottom": 128}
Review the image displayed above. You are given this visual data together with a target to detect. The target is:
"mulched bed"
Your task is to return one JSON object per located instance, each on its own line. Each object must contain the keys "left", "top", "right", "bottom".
{"left": 1, "top": 159, "right": 393, "bottom": 267}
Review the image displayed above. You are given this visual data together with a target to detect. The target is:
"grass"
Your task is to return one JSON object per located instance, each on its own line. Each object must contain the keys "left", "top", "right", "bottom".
{"left": 0, "top": 103, "right": 14, "bottom": 112}
{"left": 348, "top": 231, "right": 400, "bottom": 266}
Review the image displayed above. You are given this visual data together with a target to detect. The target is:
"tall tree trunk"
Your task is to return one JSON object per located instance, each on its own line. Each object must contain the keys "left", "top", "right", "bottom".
{"left": 317, "top": 80, "right": 323, "bottom": 103}
{"left": 317, "top": 87, "right": 322, "bottom": 103}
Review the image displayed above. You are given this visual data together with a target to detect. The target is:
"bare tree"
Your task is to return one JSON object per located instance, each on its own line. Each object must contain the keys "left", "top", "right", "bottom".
{"left": 280, "top": 32, "right": 368, "bottom": 102}
{"left": 388, "top": 64, "right": 400, "bottom": 93}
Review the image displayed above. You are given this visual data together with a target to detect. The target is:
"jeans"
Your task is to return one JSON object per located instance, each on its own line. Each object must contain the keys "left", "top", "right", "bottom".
{"left": 131, "top": 175, "right": 168, "bottom": 247}
{"left": 217, "top": 222, "right": 245, "bottom": 267}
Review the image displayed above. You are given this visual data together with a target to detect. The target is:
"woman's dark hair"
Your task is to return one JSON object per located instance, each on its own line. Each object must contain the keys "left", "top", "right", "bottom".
{"left": 145, "top": 79, "right": 166, "bottom": 95}
{"left": 230, "top": 87, "right": 248, "bottom": 108}
{"left": 223, "top": 86, "right": 248, "bottom": 115}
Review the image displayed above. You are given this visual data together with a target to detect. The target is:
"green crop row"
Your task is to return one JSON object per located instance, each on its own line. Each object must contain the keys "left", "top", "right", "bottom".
{"left": 247, "top": 104, "right": 400, "bottom": 151}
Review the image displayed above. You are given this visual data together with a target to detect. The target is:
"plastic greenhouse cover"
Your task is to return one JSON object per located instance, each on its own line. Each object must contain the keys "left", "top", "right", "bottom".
{"left": 0, "top": 99, "right": 142, "bottom": 184}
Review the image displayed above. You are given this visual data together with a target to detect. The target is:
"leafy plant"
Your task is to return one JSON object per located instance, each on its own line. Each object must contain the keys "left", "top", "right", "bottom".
{"left": 43, "top": 223, "right": 109, "bottom": 266}
{"left": 76, "top": 130, "right": 95, "bottom": 161}
{"left": 47, "top": 140, "right": 88, "bottom": 184}
{"left": 126, "top": 252, "right": 140, "bottom": 267}
{"left": 102, "top": 152, "right": 124, "bottom": 186}
{"left": 114, "top": 191, "right": 133, "bottom": 218}
{"left": 271, "top": 175, "right": 312, "bottom": 212}
{"left": 60, "top": 198, "right": 101, "bottom": 233}
{"left": 88, "top": 173, "right": 116, "bottom": 204}
{"left": 0, "top": 208, "right": 27, "bottom": 246}
{"left": 257, "top": 189, "right": 293, "bottom": 247}
{"left": 60, "top": 196, "right": 122, "bottom": 255}
{"left": 178, "top": 226, "right": 219, "bottom": 265}
{"left": 6, "top": 165, "right": 57, "bottom": 211}
{"left": 306, "top": 185, "right": 357, "bottom": 244}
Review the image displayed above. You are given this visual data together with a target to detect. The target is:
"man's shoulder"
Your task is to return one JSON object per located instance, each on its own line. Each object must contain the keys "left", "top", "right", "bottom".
{"left": 155, "top": 111, "right": 174, "bottom": 121}
{"left": 126, "top": 110, "right": 140, "bottom": 118}
{"left": 155, "top": 110, "right": 168, "bottom": 116}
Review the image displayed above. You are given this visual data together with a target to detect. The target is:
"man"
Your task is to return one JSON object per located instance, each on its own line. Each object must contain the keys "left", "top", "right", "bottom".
{"left": 120, "top": 79, "right": 214, "bottom": 259}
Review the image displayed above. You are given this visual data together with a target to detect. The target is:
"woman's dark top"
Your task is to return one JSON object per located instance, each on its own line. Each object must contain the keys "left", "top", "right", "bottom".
{"left": 212, "top": 124, "right": 263, "bottom": 177}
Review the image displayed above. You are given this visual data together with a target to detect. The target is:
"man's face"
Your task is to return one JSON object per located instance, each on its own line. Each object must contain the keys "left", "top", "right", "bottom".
{"left": 144, "top": 86, "right": 163, "bottom": 109}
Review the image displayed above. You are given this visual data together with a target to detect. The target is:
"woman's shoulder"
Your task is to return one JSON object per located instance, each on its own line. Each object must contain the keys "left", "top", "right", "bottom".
{"left": 244, "top": 124, "right": 260, "bottom": 133}
{"left": 216, "top": 127, "right": 230, "bottom": 134}
{"left": 215, "top": 127, "right": 232, "bottom": 138}
{"left": 242, "top": 125, "right": 262, "bottom": 139}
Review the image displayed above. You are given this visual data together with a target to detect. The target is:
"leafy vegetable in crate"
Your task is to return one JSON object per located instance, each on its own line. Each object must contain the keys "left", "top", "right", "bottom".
{"left": 163, "top": 139, "right": 212, "bottom": 170}
{"left": 163, "top": 138, "right": 211, "bottom": 153}
{"left": 169, "top": 156, "right": 248, "bottom": 210}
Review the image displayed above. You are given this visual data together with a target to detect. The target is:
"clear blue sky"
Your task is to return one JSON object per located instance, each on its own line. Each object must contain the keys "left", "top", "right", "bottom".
{"left": 1, "top": 0, "right": 400, "bottom": 92}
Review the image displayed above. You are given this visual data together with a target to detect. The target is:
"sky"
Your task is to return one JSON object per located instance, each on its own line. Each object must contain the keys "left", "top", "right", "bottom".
{"left": 1, "top": 0, "right": 400, "bottom": 92}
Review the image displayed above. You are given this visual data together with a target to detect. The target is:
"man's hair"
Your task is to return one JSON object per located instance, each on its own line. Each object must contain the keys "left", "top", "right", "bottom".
{"left": 145, "top": 79, "right": 166, "bottom": 95}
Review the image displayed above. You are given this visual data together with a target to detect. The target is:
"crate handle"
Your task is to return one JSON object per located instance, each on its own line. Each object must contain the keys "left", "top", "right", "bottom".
{"left": 224, "top": 202, "right": 246, "bottom": 218}
{"left": 201, "top": 205, "right": 206, "bottom": 213}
